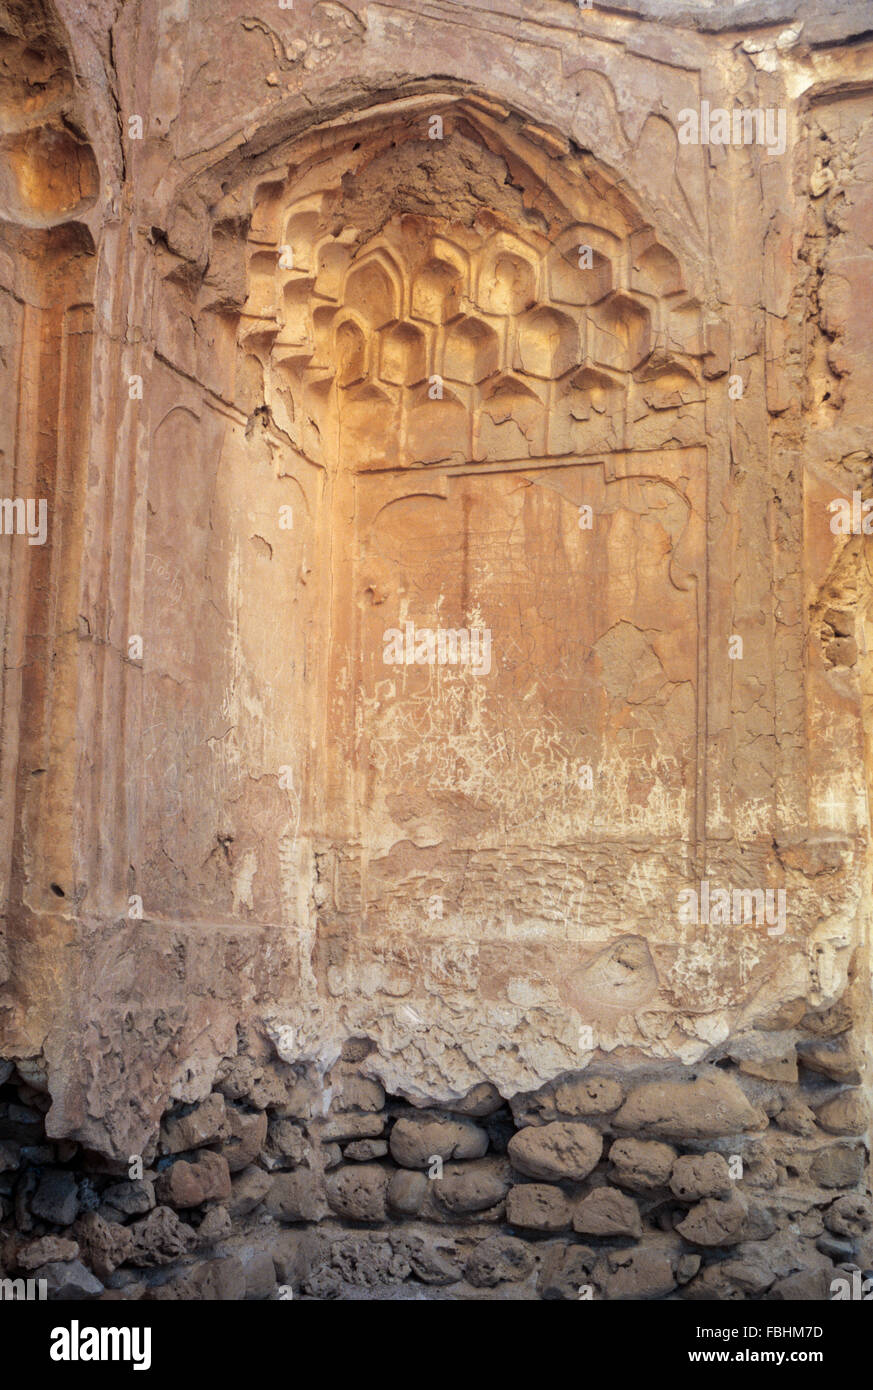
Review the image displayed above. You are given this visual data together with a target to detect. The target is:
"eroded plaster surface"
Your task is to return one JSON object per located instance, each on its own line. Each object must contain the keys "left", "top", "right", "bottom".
{"left": 0, "top": 0, "right": 871, "bottom": 1302}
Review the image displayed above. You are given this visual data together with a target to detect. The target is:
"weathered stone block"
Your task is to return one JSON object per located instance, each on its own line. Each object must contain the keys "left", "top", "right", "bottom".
{"left": 670, "top": 1152, "right": 733, "bottom": 1201}
{"left": 573, "top": 1187, "right": 642, "bottom": 1238}
{"left": 675, "top": 1194, "right": 750, "bottom": 1247}
{"left": 539, "top": 1243, "right": 599, "bottom": 1300}
{"left": 598, "top": 1242, "right": 678, "bottom": 1300}
{"left": 450, "top": 1083, "right": 505, "bottom": 1117}
{"left": 221, "top": 1106, "right": 268, "bottom": 1173}
{"left": 160, "top": 1093, "right": 228, "bottom": 1153}
{"left": 798, "top": 1039, "right": 863, "bottom": 1085}
{"left": 465, "top": 1236, "right": 533, "bottom": 1288}
{"left": 389, "top": 1115, "right": 488, "bottom": 1169}
{"left": 101, "top": 1179, "right": 155, "bottom": 1218}
{"left": 39, "top": 1259, "right": 104, "bottom": 1301}
{"left": 127, "top": 1207, "right": 197, "bottom": 1267}
{"left": 824, "top": 1193, "right": 873, "bottom": 1237}
{"left": 815, "top": 1090, "right": 869, "bottom": 1135}
{"left": 330, "top": 1075, "right": 385, "bottom": 1113}
{"left": 609, "top": 1138, "right": 676, "bottom": 1191}
{"left": 614, "top": 1072, "right": 766, "bottom": 1141}
{"left": 155, "top": 1151, "right": 232, "bottom": 1208}
{"left": 809, "top": 1143, "right": 865, "bottom": 1189}
{"left": 73, "top": 1212, "right": 134, "bottom": 1279}
{"left": 198, "top": 1204, "right": 232, "bottom": 1245}
{"left": 508, "top": 1122, "right": 601, "bottom": 1182}
{"left": 387, "top": 1169, "right": 428, "bottom": 1215}
{"left": 264, "top": 1117, "right": 308, "bottom": 1168}
{"left": 16, "top": 1235, "right": 80, "bottom": 1269}
{"left": 321, "top": 1113, "right": 385, "bottom": 1144}
{"left": 506, "top": 1182, "right": 572, "bottom": 1231}
{"left": 326, "top": 1164, "right": 389, "bottom": 1222}
{"left": 265, "top": 1170, "right": 326, "bottom": 1223}
{"left": 430, "top": 1159, "right": 510, "bottom": 1214}
{"left": 553, "top": 1076, "right": 624, "bottom": 1116}
{"left": 31, "top": 1170, "right": 79, "bottom": 1226}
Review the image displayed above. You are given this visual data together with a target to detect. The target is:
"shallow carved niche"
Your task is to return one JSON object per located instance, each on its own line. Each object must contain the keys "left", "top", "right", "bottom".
{"left": 0, "top": 2, "right": 99, "bottom": 943}
{"left": 0, "top": 23, "right": 98, "bottom": 228}
{"left": 230, "top": 100, "right": 709, "bottom": 926}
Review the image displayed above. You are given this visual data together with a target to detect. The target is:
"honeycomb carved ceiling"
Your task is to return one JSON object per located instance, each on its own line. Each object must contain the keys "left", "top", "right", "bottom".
{"left": 227, "top": 99, "right": 708, "bottom": 470}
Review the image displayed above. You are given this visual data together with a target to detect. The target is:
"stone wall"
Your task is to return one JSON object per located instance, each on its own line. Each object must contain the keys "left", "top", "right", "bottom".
{"left": 1, "top": 1034, "right": 871, "bottom": 1299}
{"left": 1, "top": 0, "right": 872, "bottom": 1300}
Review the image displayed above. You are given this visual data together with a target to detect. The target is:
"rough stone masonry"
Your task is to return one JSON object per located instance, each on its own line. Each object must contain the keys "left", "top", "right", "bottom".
{"left": 0, "top": 0, "right": 872, "bottom": 1301}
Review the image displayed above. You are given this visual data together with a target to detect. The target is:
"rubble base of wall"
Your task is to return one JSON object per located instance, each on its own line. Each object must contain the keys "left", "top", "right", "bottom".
{"left": 1, "top": 1035, "right": 871, "bottom": 1301}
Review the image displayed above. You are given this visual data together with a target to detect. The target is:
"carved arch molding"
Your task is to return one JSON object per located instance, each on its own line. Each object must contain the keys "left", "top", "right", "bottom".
{"left": 148, "top": 91, "right": 727, "bottom": 1001}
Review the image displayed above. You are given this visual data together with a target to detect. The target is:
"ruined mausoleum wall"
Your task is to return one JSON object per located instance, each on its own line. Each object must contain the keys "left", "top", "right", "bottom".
{"left": 0, "top": 0, "right": 872, "bottom": 1299}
